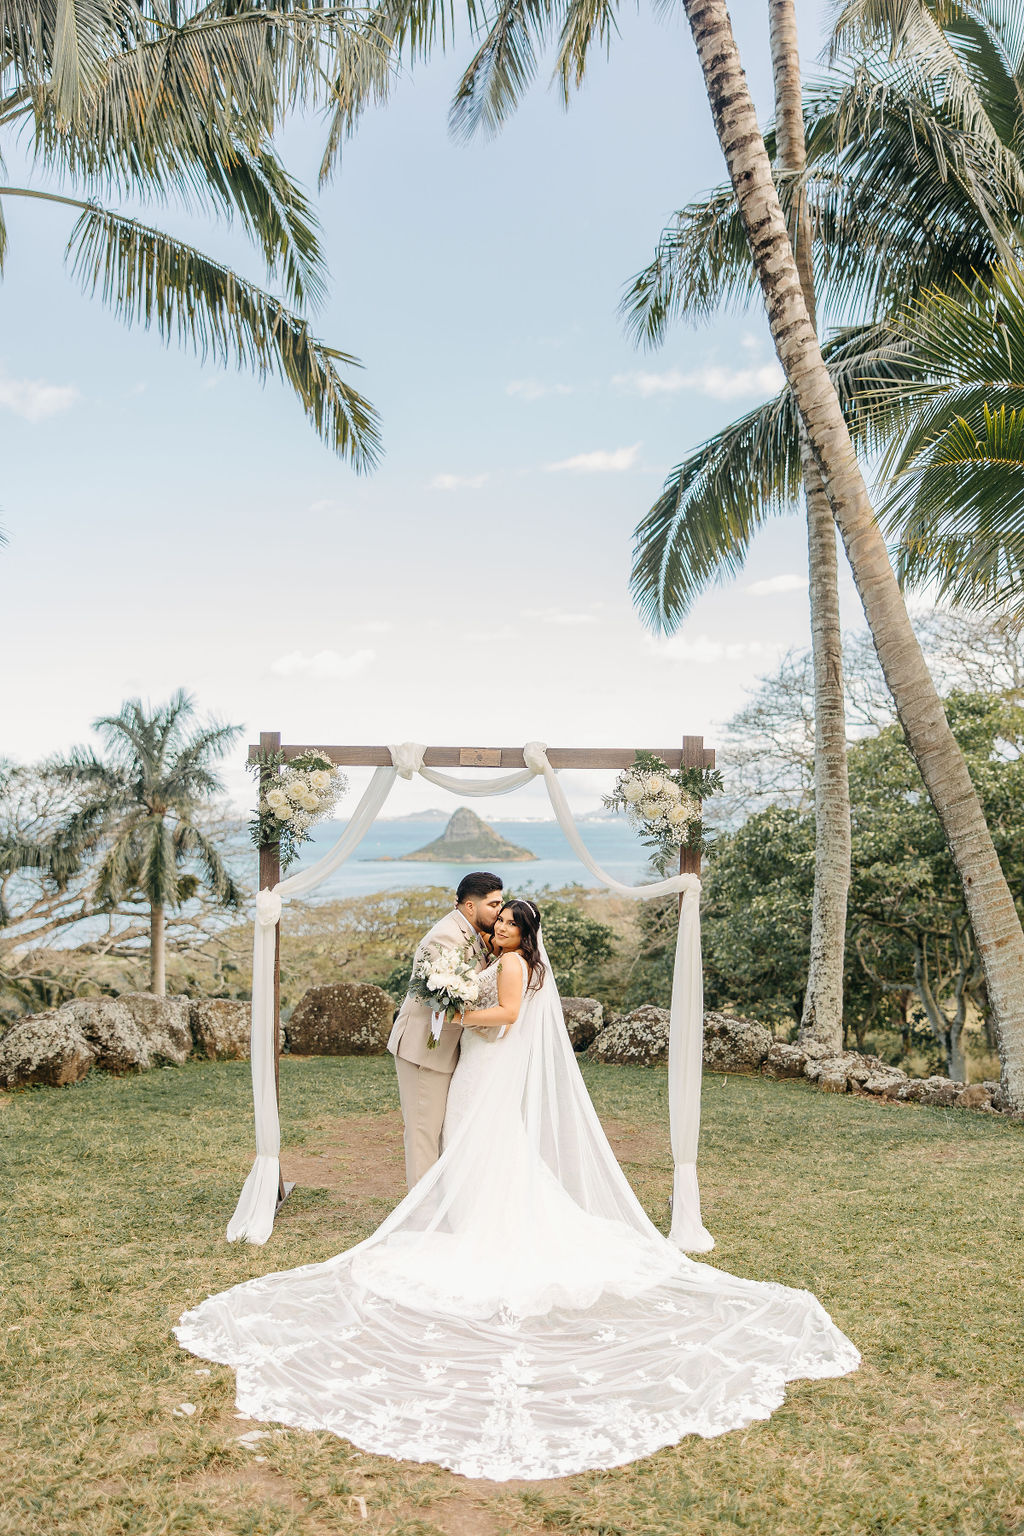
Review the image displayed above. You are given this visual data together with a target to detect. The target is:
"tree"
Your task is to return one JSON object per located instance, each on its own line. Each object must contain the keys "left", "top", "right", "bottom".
{"left": 0, "top": 0, "right": 387, "bottom": 466}
{"left": 676, "top": 0, "right": 1024, "bottom": 1108}
{"left": 535, "top": 896, "right": 615, "bottom": 996}
{"left": 627, "top": 0, "right": 1024, "bottom": 616}
{"left": 375, "top": 0, "right": 1024, "bottom": 1102}
{"left": 62, "top": 692, "right": 242, "bottom": 995}
{"left": 767, "top": 0, "right": 850, "bottom": 1054}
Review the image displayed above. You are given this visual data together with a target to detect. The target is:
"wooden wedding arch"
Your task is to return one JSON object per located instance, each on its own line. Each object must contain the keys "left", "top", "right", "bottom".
{"left": 250, "top": 732, "right": 716, "bottom": 1205}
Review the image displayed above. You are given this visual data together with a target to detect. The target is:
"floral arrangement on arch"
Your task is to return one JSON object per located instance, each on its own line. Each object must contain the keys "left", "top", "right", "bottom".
{"left": 249, "top": 749, "right": 348, "bottom": 868}
{"left": 603, "top": 750, "right": 722, "bottom": 860}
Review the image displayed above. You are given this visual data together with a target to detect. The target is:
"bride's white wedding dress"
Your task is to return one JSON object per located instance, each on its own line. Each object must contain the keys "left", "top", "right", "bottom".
{"left": 175, "top": 949, "right": 858, "bottom": 1480}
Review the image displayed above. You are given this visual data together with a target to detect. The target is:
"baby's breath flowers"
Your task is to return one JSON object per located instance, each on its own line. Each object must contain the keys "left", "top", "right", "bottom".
{"left": 249, "top": 750, "right": 348, "bottom": 868}
{"left": 603, "top": 751, "right": 722, "bottom": 860}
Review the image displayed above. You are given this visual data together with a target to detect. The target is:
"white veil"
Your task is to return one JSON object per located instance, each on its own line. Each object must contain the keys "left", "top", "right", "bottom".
{"left": 176, "top": 930, "right": 859, "bottom": 1480}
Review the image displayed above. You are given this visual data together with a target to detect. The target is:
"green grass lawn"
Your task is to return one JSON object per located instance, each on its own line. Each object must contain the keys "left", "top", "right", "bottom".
{"left": 2, "top": 1058, "right": 1022, "bottom": 1536}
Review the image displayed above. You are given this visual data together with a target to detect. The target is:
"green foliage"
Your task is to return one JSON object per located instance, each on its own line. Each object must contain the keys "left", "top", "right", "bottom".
{"left": 0, "top": 0, "right": 387, "bottom": 463}
{"left": 248, "top": 748, "right": 340, "bottom": 869}
{"left": 694, "top": 689, "right": 1024, "bottom": 1073}
{"left": 533, "top": 896, "right": 615, "bottom": 995}
{"left": 60, "top": 691, "right": 243, "bottom": 916}
{"left": 602, "top": 749, "right": 723, "bottom": 859}
{"left": 626, "top": 0, "right": 1024, "bottom": 627}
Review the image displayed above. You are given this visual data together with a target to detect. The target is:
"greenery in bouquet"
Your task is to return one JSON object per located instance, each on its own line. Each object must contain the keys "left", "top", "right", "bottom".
{"left": 249, "top": 750, "right": 348, "bottom": 869}
{"left": 408, "top": 943, "right": 481, "bottom": 1048}
{"left": 603, "top": 750, "right": 722, "bottom": 860}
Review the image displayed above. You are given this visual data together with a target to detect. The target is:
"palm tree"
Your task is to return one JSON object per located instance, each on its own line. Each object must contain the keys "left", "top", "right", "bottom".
{"left": 62, "top": 691, "right": 243, "bottom": 995}
{"left": 627, "top": 0, "right": 1024, "bottom": 1048}
{"left": 767, "top": 0, "right": 850, "bottom": 1054}
{"left": 0, "top": 0, "right": 388, "bottom": 466}
{"left": 626, "top": 0, "right": 1024, "bottom": 614}
{"left": 675, "top": 0, "right": 1024, "bottom": 1108}
{"left": 381, "top": 0, "right": 1024, "bottom": 1104}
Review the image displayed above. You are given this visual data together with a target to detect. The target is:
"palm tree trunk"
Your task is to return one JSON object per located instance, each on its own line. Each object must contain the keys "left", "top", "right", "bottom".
{"left": 769, "top": 0, "right": 850, "bottom": 1054}
{"left": 682, "top": 0, "right": 1024, "bottom": 1109}
{"left": 150, "top": 902, "right": 166, "bottom": 997}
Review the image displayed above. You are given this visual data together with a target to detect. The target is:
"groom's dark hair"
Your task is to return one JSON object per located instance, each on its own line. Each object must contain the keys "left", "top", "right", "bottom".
{"left": 456, "top": 872, "right": 503, "bottom": 903}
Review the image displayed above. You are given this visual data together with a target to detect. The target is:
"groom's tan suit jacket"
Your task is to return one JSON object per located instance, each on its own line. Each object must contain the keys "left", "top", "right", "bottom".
{"left": 387, "top": 908, "right": 489, "bottom": 1074}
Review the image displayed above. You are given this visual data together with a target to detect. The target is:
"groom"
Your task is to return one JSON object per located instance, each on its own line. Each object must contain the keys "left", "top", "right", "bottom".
{"left": 388, "top": 871, "right": 504, "bottom": 1189}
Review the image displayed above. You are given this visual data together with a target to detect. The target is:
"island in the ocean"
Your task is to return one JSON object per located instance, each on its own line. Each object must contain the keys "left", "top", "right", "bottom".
{"left": 398, "top": 806, "right": 537, "bottom": 863}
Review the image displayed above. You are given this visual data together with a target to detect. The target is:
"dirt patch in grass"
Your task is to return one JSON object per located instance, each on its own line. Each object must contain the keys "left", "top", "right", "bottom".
{"left": 283, "top": 1109, "right": 406, "bottom": 1203}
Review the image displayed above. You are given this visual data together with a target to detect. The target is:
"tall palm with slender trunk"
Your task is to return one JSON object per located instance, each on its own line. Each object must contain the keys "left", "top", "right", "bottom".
{"left": 679, "top": 0, "right": 1024, "bottom": 1107}
{"left": 63, "top": 692, "right": 242, "bottom": 995}
{"left": 768, "top": 0, "right": 850, "bottom": 1053}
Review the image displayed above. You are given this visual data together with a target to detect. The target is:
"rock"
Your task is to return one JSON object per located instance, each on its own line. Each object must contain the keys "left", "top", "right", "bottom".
{"left": 804, "top": 1051, "right": 859, "bottom": 1091}
{"left": 119, "top": 993, "right": 193, "bottom": 1066}
{"left": 860, "top": 1068, "right": 909, "bottom": 1095}
{"left": 955, "top": 1083, "right": 994, "bottom": 1110}
{"left": 894, "top": 1075, "right": 963, "bottom": 1107}
{"left": 762, "top": 1041, "right": 809, "bottom": 1079}
{"left": 843, "top": 1054, "right": 907, "bottom": 1095}
{"left": 561, "top": 998, "right": 603, "bottom": 1052}
{"left": 589, "top": 1006, "right": 670, "bottom": 1066}
{"left": 0, "top": 1010, "right": 97, "bottom": 1088}
{"left": 287, "top": 983, "right": 394, "bottom": 1056}
{"left": 400, "top": 807, "right": 536, "bottom": 864}
{"left": 58, "top": 998, "right": 150, "bottom": 1073}
{"left": 702, "top": 1011, "right": 772, "bottom": 1073}
{"left": 190, "top": 999, "right": 254, "bottom": 1061}
{"left": 815, "top": 1061, "right": 852, "bottom": 1093}
{"left": 989, "top": 1081, "right": 1010, "bottom": 1113}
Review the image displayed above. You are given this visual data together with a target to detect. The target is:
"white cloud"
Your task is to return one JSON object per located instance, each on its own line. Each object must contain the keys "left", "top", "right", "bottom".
{"left": 270, "top": 648, "right": 375, "bottom": 679}
{"left": 645, "top": 633, "right": 780, "bottom": 665}
{"left": 506, "top": 379, "right": 574, "bottom": 401}
{"left": 0, "top": 373, "right": 79, "bottom": 422}
{"left": 613, "top": 363, "right": 783, "bottom": 401}
{"left": 430, "top": 472, "right": 488, "bottom": 490}
{"left": 547, "top": 443, "right": 640, "bottom": 473}
{"left": 745, "top": 573, "right": 805, "bottom": 596}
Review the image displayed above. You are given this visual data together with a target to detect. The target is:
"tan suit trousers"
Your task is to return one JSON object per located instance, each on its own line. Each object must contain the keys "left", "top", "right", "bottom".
{"left": 394, "top": 1054, "right": 453, "bottom": 1189}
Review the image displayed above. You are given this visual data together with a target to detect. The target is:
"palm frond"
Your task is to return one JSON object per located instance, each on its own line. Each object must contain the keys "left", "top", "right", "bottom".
{"left": 66, "top": 200, "right": 381, "bottom": 465}
{"left": 448, "top": 0, "right": 552, "bottom": 139}
{"left": 630, "top": 323, "right": 925, "bottom": 632}
{"left": 554, "top": 0, "right": 617, "bottom": 102}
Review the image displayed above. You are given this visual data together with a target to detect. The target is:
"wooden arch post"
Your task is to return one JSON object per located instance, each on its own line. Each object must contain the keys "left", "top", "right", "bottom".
{"left": 251, "top": 737, "right": 716, "bottom": 1208}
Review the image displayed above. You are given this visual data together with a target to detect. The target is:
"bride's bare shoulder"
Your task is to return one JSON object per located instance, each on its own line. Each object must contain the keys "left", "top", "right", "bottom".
{"left": 498, "top": 950, "right": 524, "bottom": 973}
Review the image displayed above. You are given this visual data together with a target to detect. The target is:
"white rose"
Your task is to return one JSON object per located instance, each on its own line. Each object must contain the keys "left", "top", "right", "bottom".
{"left": 622, "top": 778, "right": 645, "bottom": 804}
{"left": 265, "top": 788, "right": 289, "bottom": 811}
{"left": 646, "top": 774, "right": 665, "bottom": 796}
{"left": 285, "top": 779, "right": 306, "bottom": 802}
{"left": 661, "top": 779, "right": 682, "bottom": 801}
{"left": 310, "top": 769, "right": 332, "bottom": 793}
{"left": 668, "top": 802, "right": 693, "bottom": 826}
{"left": 299, "top": 789, "right": 319, "bottom": 812}
{"left": 641, "top": 798, "right": 664, "bottom": 819}
{"left": 426, "top": 974, "right": 444, "bottom": 991}
{"left": 273, "top": 805, "right": 293, "bottom": 823}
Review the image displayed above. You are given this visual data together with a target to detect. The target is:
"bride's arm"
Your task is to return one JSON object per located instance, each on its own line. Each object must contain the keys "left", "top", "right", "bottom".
{"left": 457, "top": 953, "right": 525, "bottom": 1030}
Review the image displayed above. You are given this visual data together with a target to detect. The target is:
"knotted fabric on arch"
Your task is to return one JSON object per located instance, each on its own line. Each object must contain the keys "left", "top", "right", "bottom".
{"left": 228, "top": 742, "right": 712, "bottom": 1252}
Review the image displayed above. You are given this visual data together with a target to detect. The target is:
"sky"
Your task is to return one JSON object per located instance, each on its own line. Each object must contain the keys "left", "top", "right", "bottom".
{"left": 0, "top": 0, "right": 863, "bottom": 821}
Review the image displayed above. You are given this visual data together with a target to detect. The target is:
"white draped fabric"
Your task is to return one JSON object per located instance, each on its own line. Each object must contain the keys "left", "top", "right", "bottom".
{"left": 227, "top": 742, "right": 711, "bottom": 1249}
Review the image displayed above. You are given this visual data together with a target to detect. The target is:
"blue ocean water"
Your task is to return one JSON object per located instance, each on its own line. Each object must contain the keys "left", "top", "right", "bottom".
{"left": 279, "top": 817, "right": 654, "bottom": 899}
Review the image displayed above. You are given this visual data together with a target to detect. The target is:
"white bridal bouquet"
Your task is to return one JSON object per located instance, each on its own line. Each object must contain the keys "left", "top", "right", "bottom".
{"left": 408, "top": 944, "right": 481, "bottom": 1048}
{"left": 604, "top": 750, "right": 708, "bottom": 859}
{"left": 250, "top": 749, "right": 348, "bottom": 867}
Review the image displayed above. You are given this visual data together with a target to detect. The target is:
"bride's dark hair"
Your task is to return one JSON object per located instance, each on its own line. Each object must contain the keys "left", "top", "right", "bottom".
{"left": 500, "top": 899, "right": 546, "bottom": 991}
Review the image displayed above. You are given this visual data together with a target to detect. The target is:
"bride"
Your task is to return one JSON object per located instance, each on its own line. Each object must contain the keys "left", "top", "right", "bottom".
{"left": 175, "top": 898, "right": 858, "bottom": 1480}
